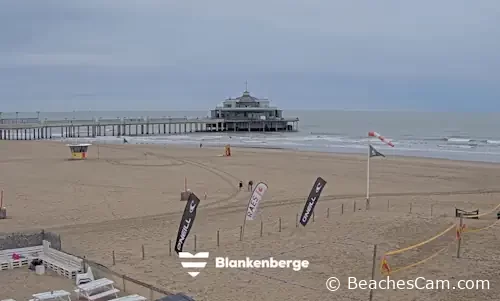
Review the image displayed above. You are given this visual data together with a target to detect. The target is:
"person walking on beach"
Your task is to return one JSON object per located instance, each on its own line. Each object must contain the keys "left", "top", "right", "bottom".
{"left": 239, "top": 181, "right": 243, "bottom": 190}
{"left": 248, "top": 180, "right": 253, "bottom": 191}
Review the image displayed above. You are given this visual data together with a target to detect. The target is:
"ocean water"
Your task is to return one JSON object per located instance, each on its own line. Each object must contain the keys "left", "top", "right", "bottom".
{"left": 3, "top": 110, "right": 500, "bottom": 163}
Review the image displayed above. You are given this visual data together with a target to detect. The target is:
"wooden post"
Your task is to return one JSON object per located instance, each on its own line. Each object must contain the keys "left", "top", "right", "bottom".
{"left": 239, "top": 226, "right": 243, "bottom": 241}
{"left": 0, "top": 189, "right": 5, "bottom": 219}
{"left": 169, "top": 240, "right": 172, "bottom": 256}
{"left": 141, "top": 245, "right": 145, "bottom": 260}
{"left": 457, "top": 214, "right": 463, "bottom": 258}
{"left": 354, "top": 201, "right": 356, "bottom": 212}
{"left": 341, "top": 203, "right": 344, "bottom": 215}
{"left": 217, "top": 230, "right": 220, "bottom": 247}
{"left": 327, "top": 207, "right": 330, "bottom": 218}
{"left": 296, "top": 213, "right": 298, "bottom": 227}
{"left": 112, "top": 250, "right": 115, "bottom": 265}
{"left": 194, "top": 235, "right": 197, "bottom": 252}
{"left": 366, "top": 198, "right": 369, "bottom": 210}
{"left": 430, "top": 204, "right": 433, "bottom": 217}
{"left": 279, "top": 218, "right": 282, "bottom": 232}
{"left": 409, "top": 203, "right": 412, "bottom": 213}
{"left": 82, "top": 256, "right": 87, "bottom": 273}
{"left": 122, "top": 275, "right": 126, "bottom": 292}
{"left": 387, "top": 200, "right": 390, "bottom": 211}
{"left": 369, "top": 244, "right": 378, "bottom": 301}
{"left": 260, "top": 220, "right": 263, "bottom": 237}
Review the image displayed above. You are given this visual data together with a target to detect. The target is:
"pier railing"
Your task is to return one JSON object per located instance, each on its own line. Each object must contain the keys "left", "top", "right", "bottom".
{"left": 0, "top": 116, "right": 299, "bottom": 139}
{"left": 0, "top": 117, "right": 223, "bottom": 129}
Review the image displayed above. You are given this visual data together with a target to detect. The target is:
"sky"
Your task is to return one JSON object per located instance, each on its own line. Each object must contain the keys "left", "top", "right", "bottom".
{"left": 0, "top": 0, "right": 499, "bottom": 112}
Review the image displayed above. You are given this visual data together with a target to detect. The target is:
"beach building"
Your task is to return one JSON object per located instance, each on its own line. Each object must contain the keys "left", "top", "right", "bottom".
{"left": 209, "top": 87, "right": 299, "bottom": 132}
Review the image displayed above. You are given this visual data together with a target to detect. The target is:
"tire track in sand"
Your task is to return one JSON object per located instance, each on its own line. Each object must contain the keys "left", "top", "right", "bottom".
{"left": 99, "top": 144, "right": 243, "bottom": 208}
{"left": 51, "top": 144, "right": 500, "bottom": 233}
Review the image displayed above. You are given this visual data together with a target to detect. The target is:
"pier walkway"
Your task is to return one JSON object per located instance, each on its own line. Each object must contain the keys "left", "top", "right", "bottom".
{"left": 0, "top": 117, "right": 299, "bottom": 140}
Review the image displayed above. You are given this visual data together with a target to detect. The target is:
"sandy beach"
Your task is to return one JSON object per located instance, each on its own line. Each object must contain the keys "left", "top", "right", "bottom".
{"left": 1, "top": 141, "right": 500, "bottom": 300}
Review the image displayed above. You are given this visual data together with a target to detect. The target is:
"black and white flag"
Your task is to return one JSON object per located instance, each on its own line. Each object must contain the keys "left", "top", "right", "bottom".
{"left": 299, "top": 177, "right": 327, "bottom": 226}
{"left": 369, "top": 145, "right": 385, "bottom": 157}
{"left": 175, "top": 192, "right": 201, "bottom": 253}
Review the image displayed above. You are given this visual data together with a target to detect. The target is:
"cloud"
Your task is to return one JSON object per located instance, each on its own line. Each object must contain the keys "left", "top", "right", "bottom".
{"left": 0, "top": 0, "right": 499, "bottom": 110}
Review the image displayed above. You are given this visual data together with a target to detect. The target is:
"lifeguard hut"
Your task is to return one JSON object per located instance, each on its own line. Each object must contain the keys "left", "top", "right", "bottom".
{"left": 224, "top": 145, "right": 231, "bottom": 157}
{"left": 67, "top": 143, "right": 92, "bottom": 160}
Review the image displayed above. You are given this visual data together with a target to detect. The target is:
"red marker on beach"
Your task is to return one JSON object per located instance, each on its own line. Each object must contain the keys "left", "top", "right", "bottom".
{"left": 368, "top": 131, "right": 394, "bottom": 147}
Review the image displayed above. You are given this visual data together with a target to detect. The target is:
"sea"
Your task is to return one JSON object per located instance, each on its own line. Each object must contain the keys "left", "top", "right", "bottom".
{"left": 3, "top": 110, "right": 500, "bottom": 163}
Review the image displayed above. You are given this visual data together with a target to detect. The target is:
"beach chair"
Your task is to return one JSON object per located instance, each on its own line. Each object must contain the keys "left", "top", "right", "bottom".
{"left": 74, "top": 278, "right": 119, "bottom": 300}
{"left": 76, "top": 266, "right": 95, "bottom": 285}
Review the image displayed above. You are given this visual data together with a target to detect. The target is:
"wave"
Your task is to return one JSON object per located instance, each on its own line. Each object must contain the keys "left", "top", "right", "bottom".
{"left": 58, "top": 132, "right": 500, "bottom": 158}
{"left": 437, "top": 144, "right": 476, "bottom": 149}
{"left": 446, "top": 138, "right": 472, "bottom": 143}
{"left": 309, "top": 132, "right": 345, "bottom": 136}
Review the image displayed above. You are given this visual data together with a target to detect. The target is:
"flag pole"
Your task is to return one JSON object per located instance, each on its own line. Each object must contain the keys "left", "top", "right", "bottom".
{"left": 366, "top": 145, "right": 370, "bottom": 208}
{"left": 242, "top": 187, "right": 254, "bottom": 241}
{"left": 241, "top": 212, "right": 247, "bottom": 241}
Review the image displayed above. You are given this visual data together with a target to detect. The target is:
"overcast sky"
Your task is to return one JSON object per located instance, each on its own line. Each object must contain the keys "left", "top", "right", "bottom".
{"left": 0, "top": 0, "right": 499, "bottom": 112}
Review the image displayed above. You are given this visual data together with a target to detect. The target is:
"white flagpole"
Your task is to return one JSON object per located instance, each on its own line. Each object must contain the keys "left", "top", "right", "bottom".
{"left": 366, "top": 145, "right": 370, "bottom": 207}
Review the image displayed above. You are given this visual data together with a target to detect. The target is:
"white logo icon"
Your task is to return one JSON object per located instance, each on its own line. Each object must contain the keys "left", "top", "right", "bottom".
{"left": 179, "top": 252, "right": 209, "bottom": 277}
{"left": 315, "top": 183, "right": 322, "bottom": 193}
{"left": 189, "top": 200, "right": 197, "bottom": 213}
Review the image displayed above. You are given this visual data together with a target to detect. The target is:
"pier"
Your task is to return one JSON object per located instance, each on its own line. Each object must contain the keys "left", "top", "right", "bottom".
{"left": 0, "top": 116, "right": 299, "bottom": 140}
